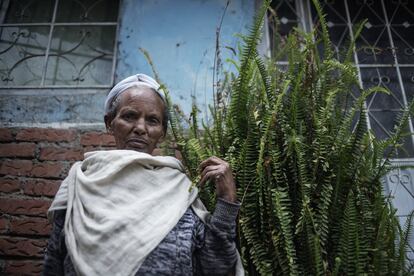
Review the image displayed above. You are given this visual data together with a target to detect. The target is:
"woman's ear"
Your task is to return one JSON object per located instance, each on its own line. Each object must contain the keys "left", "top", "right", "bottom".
{"left": 104, "top": 115, "right": 113, "bottom": 134}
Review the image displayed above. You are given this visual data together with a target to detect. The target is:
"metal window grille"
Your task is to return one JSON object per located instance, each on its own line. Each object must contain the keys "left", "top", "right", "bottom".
{"left": 269, "top": 0, "right": 414, "bottom": 158}
{"left": 0, "top": 0, "right": 119, "bottom": 88}
{"left": 269, "top": 0, "right": 414, "bottom": 259}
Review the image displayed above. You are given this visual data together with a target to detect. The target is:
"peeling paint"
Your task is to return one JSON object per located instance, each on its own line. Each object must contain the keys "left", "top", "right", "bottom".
{"left": 116, "top": 0, "right": 254, "bottom": 116}
{"left": 2, "top": 0, "right": 255, "bottom": 125}
{"left": 1, "top": 91, "right": 108, "bottom": 124}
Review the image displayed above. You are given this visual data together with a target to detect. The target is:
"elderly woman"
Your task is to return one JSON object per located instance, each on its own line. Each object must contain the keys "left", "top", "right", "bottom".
{"left": 43, "top": 74, "right": 242, "bottom": 276}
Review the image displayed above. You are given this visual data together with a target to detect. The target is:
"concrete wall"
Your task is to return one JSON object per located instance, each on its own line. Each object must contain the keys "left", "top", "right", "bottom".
{"left": 0, "top": 89, "right": 108, "bottom": 127}
{"left": 1, "top": 0, "right": 254, "bottom": 127}
{"left": 117, "top": 0, "right": 254, "bottom": 115}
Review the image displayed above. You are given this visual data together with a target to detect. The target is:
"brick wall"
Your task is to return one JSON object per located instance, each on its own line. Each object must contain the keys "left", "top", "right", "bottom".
{"left": 0, "top": 127, "right": 116, "bottom": 275}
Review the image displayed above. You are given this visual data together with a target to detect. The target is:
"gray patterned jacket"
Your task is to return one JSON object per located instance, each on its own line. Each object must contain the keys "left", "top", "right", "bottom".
{"left": 43, "top": 198, "right": 240, "bottom": 275}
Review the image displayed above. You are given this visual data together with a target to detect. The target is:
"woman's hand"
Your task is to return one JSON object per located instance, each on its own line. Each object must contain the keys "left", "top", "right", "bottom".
{"left": 199, "top": 156, "right": 237, "bottom": 203}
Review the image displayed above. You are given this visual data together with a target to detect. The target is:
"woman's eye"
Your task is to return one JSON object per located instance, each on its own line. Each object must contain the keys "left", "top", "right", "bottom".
{"left": 148, "top": 117, "right": 160, "bottom": 124}
{"left": 122, "top": 113, "right": 135, "bottom": 120}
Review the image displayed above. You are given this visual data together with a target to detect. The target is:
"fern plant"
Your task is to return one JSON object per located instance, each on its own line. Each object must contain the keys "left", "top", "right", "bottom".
{"left": 143, "top": 0, "right": 414, "bottom": 274}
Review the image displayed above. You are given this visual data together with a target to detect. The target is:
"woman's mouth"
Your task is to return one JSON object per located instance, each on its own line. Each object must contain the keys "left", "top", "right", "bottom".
{"left": 126, "top": 138, "right": 148, "bottom": 148}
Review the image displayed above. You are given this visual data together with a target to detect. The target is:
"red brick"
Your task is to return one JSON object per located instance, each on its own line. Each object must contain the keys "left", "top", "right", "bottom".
{"left": 10, "top": 217, "right": 51, "bottom": 236}
{"left": 0, "top": 143, "right": 36, "bottom": 158}
{"left": 0, "top": 160, "right": 33, "bottom": 176}
{"left": 0, "top": 217, "right": 9, "bottom": 233}
{"left": 0, "top": 161, "right": 64, "bottom": 178}
{"left": 16, "top": 128, "right": 77, "bottom": 142}
{"left": 3, "top": 260, "right": 43, "bottom": 275}
{"left": 0, "top": 237, "right": 46, "bottom": 257}
{"left": 81, "top": 131, "right": 116, "bottom": 146}
{"left": 31, "top": 162, "right": 65, "bottom": 178}
{"left": 0, "top": 178, "right": 20, "bottom": 193}
{"left": 40, "top": 147, "right": 83, "bottom": 161}
{"left": 0, "top": 128, "right": 13, "bottom": 142}
{"left": 84, "top": 146, "right": 99, "bottom": 153}
{"left": 0, "top": 198, "right": 51, "bottom": 216}
{"left": 24, "top": 178, "right": 60, "bottom": 197}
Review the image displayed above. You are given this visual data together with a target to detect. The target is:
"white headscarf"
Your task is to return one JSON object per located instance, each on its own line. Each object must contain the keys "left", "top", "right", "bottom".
{"left": 104, "top": 74, "right": 166, "bottom": 115}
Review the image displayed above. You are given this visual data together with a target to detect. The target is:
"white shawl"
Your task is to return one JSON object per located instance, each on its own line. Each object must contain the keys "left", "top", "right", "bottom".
{"left": 48, "top": 150, "right": 243, "bottom": 276}
{"left": 49, "top": 150, "right": 201, "bottom": 275}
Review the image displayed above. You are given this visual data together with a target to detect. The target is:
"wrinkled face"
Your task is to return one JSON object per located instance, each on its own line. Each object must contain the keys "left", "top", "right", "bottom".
{"left": 105, "top": 87, "right": 166, "bottom": 154}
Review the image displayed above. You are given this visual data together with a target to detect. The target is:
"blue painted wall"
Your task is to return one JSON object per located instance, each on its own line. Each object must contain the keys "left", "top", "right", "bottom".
{"left": 1, "top": 0, "right": 254, "bottom": 125}
{"left": 116, "top": 0, "right": 254, "bottom": 116}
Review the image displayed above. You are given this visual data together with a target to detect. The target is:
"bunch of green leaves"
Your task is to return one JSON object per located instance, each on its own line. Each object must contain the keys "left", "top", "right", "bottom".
{"left": 142, "top": 0, "right": 414, "bottom": 274}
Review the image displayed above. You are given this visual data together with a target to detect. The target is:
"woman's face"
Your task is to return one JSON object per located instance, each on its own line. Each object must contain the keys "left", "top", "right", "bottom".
{"left": 105, "top": 87, "right": 166, "bottom": 154}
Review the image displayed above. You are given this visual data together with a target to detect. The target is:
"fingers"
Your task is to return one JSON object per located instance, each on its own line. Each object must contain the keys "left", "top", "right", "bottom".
{"left": 198, "top": 156, "right": 237, "bottom": 202}
{"left": 200, "top": 164, "right": 220, "bottom": 177}
{"left": 199, "top": 168, "right": 221, "bottom": 187}
{"left": 199, "top": 156, "right": 225, "bottom": 170}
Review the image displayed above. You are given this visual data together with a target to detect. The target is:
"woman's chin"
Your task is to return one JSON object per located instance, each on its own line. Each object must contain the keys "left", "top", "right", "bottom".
{"left": 123, "top": 145, "right": 151, "bottom": 154}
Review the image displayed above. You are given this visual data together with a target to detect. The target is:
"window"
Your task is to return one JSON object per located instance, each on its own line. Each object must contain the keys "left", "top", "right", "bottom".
{"left": 269, "top": 0, "right": 414, "bottom": 158}
{"left": 313, "top": 0, "right": 414, "bottom": 159}
{"left": 0, "top": 0, "right": 119, "bottom": 87}
{"left": 269, "top": 0, "right": 414, "bottom": 258}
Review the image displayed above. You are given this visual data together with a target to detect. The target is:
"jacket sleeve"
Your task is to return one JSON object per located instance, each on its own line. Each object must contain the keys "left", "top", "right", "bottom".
{"left": 194, "top": 198, "right": 240, "bottom": 275}
{"left": 42, "top": 210, "right": 66, "bottom": 275}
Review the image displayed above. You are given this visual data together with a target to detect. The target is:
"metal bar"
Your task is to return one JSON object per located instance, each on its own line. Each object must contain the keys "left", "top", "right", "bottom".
{"left": 0, "top": 0, "right": 10, "bottom": 24}
{"left": 358, "top": 63, "right": 414, "bottom": 68}
{"left": 296, "top": 0, "right": 308, "bottom": 32}
{"left": 0, "top": 85, "right": 112, "bottom": 89}
{"left": 381, "top": 0, "right": 414, "bottom": 150}
{"left": 0, "top": 0, "right": 10, "bottom": 39}
{"left": 389, "top": 158, "right": 414, "bottom": 162}
{"left": 261, "top": 5, "right": 271, "bottom": 58}
{"left": 0, "top": 22, "right": 117, "bottom": 27}
{"left": 110, "top": 0, "right": 122, "bottom": 86}
{"left": 0, "top": 122, "right": 106, "bottom": 129}
{"left": 344, "top": 0, "right": 373, "bottom": 130}
{"left": 40, "top": 0, "right": 59, "bottom": 86}
{"left": 305, "top": 0, "right": 314, "bottom": 31}
{"left": 363, "top": 108, "right": 407, "bottom": 112}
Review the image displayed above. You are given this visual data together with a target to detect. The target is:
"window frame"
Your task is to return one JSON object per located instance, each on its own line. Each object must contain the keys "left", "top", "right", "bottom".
{"left": 263, "top": 0, "right": 414, "bottom": 258}
{"left": 264, "top": 0, "right": 414, "bottom": 160}
{"left": 0, "top": 0, "right": 120, "bottom": 89}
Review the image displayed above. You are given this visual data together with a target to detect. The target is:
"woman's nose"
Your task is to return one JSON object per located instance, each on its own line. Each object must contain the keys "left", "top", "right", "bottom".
{"left": 133, "top": 118, "right": 147, "bottom": 134}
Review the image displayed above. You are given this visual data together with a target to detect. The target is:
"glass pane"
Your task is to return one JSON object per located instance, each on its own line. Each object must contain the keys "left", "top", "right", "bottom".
{"left": 45, "top": 26, "right": 115, "bottom": 85}
{"left": 272, "top": 0, "right": 298, "bottom": 21}
{"left": 386, "top": 0, "right": 414, "bottom": 64}
{"left": 311, "top": 1, "right": 353, "bottom": 62}
{"left": 327, "top": 25, "right": 351, "bottom": 61}
{"left": 369, "top": 111, "right": 414, "bottom": 158}
{"left": 56, "top": 0, "right": 119, "bottom": 22}
{"left": 391, "top": 26, "right": 414, "bottom": 64}
{"left": 320, "top": 0, "right": 348, "bottom": 24}
{"left": 348, "top": 0, "right": 385, "bottom": 25}
{"left": 361, "top": 67, "right": 404, "bottom": 110}
{"left": 369, "top": 111, "right": 395, "bottom": 140}
{"left": 384, "top": 0, "right": 414, "bottom": 24}
{"left": 268, "top": 0, "right": 299, "bottom": 61}
{"left": 0, "top": 26, "right": 49, "bottom": 86}
{"left": 346, "top": 0, "right": 392, "bottom": 64}
{"left": 4, "top": 0, "right": 54, "bottom": 23}
{"left": 401, "top": 67, "right": 414, "bottom": 104}
{"left": 356, "top": 25, "right": 393, "bottom": 64}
